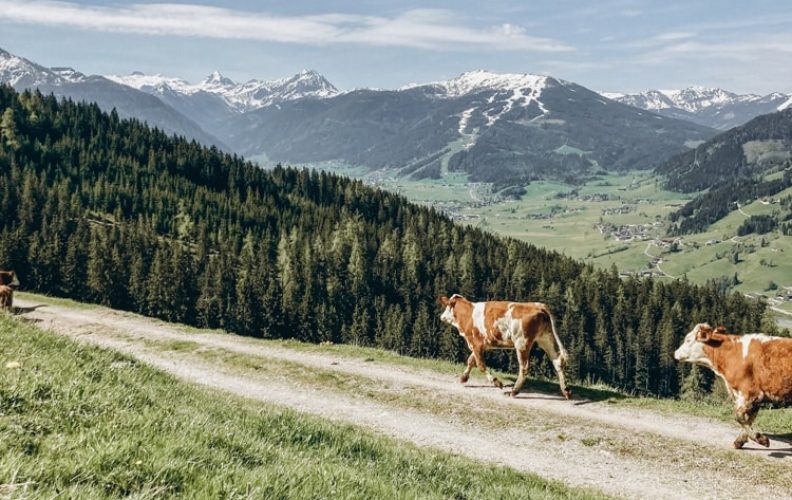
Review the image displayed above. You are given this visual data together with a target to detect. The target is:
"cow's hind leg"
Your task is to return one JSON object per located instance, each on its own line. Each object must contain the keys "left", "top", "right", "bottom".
{"left": 735, "top": 404, "right": 768, "bottom": 449}
{"left": 460, "top": 353, "right": 475, "bottom": 383}
{"left": 536, "top": 334, "right": 571, "bottom": 399}
{"left": 510, "top": 348, "right": 530, "bottom": 397}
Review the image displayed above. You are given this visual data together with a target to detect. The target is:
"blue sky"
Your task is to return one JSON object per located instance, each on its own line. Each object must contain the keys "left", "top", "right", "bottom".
{"left": 1, "top": 0, "right": 791, "bottom": 93}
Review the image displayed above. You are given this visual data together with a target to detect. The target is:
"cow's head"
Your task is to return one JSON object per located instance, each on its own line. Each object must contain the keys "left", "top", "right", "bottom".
{"left": 674, "top": 323, "right": 724, "bottom": 366}
{"left": 438, "top": 294, "right": 464, "bottom": 328}
{"left": 0, "top": 271, "right": 19, "bottom": 289}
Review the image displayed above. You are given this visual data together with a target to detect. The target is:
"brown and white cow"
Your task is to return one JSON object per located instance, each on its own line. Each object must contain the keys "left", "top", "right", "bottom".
{"left": 438, "top": 294, "right": 571, "bottom": 399}
{"left": 674, "top": 323, "right": 792, "bottom": 449}
{"left": 0, "top": 270, "right": 19, "bottom": 289}
{"left": 0, "top": 285, "right": 13, "bottom": 310}
{"left": 0, "top": 271, "right": 19, "bottom": 311}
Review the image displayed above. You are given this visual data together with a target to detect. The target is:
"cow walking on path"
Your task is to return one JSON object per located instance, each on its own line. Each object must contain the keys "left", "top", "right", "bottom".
{"left": 438, "top": 294, "right": 571, "bottom": 399}
{"left": 675, "top": 323, "right": 792, "bottom": 449}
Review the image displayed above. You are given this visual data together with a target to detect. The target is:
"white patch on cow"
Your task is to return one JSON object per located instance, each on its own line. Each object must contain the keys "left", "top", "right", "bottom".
{"left": 739, "top": 334, "right": 773, "bottom": 358}
{"left": 440, "top": 306, "right": 458, "bottom": 328}
{"left": 472, "top": 302, "right": 487, "bottom": 338}
{"left": 674, "top": 326, "right": 714, "bottom": 368}
{"left": 495, "top": 305, "right": 514, "bottom": 337}
{"left": 735, "top": 391, "right": 747, "bottom": 410}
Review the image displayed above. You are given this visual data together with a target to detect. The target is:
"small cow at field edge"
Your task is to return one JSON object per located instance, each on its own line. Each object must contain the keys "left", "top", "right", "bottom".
{"left": 438, "top": 294, "right": 571, "bottom": 399}
{"left": 0, "top": 285, "right": 12, "bottom": 310}
{"left": 0, "top": 270, "right": 19, "bottom": 287}
{"left": 674, "top": 323, "right": 792, "bottom": 449}
{"left": 0, "top": 271, "right": 19, "bottom": 311}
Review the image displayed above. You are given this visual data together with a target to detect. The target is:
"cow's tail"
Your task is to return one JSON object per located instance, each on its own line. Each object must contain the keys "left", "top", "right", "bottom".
{"left": 547, "top": 309, "right": 568, "bottom": 367}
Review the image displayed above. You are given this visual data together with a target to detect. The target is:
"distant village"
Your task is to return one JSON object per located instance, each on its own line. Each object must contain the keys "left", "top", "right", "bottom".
{"left": 595, "top": 220, "right": 664, "bottom": 242}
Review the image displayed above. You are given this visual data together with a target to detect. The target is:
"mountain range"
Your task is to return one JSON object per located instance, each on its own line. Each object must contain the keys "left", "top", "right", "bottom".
{"left": 223, "top": 70, "right": 714, "bottom": 186}
{"left": 107, "top": 65, "right": 715, "bottom": 184}
{"left": 18, "top": 46, "right": 792, "bottom": 186}
{"left": 0, "top": 47, "right": 226, "bottom": 149}
{"left": 602, "top": 87, "right": 792, "bottom": 130}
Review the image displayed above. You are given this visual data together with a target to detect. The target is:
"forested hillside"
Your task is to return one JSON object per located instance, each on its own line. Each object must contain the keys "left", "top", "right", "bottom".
{"left": 0, "top": 86, "right": 770, "bottom": 397}
{"left": 659, "top": 108, "right": 792, "bottom": 193}
{"left": 659, "top": 108, "right": 792, "bottom": 234}
{"left": 668, "top": 168, "right": 792, "bottom": 235}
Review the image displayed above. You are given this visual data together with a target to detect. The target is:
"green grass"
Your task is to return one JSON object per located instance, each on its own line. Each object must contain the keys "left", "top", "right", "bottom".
{"left": 0, "top": 314, "right": 607, "bottom": 499}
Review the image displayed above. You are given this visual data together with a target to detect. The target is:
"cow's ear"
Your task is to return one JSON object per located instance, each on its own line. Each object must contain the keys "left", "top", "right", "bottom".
{"left": 696, "top": 324, "right": 713, "bottom": 341}
{"left": 438, "top": 296, "right": 449, "bottom": 306}
{"left": 714, "top": 326, "right": 727, "bottom": 334}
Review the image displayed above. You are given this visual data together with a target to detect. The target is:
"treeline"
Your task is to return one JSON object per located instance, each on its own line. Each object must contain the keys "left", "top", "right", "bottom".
{"left": 737, "top": 215, "right": 778, "bottom": 236}
{"left": 668, "top": 168, "right": 791, "bottom": 235}
{"left": 0, "top": 86, "right": 772, "bottom": 397}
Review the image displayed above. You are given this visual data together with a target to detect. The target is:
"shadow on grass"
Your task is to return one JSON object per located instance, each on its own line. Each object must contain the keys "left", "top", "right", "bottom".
{"left": 524, "top": 378, "right": 627, "bottom": 403}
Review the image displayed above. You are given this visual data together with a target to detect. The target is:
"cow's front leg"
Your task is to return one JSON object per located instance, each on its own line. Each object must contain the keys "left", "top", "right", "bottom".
{"left": 460, "top": 353, "right": 476, "bottom": 383}
{"left": 473, "top": 350, "right": 503, "bottom": 389}
{"left": 510, "top": 348, "right": 530, "bottom": 397}
{"left": 734, "top": 403, "right": 768, "bottom": 449}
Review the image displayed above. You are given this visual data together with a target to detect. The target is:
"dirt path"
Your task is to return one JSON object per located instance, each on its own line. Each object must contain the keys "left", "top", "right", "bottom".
{"left": 13, "top": 298, "right": 792, "bottom": 499}
{"left": 643, "top": 242, "right": 676, "bottom": 278}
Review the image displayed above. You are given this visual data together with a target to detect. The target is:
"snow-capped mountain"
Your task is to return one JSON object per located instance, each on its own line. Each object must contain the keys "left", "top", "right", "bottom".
{"left": 107, "top": 68, "right": 339, "bottom": 113}
{"left": 403, "top": 70, "right": 550, "bottom": 128}
{"left": 602, "top": 87, "right": 792, "bottom": 129}
{"left": 228, "top": 69, "right": 715, "bottom": 185}
{"left": 0, "top": 47, "right": 225, "bottom": 149}
{"left": 0, "top": 47, "right": 79, "bottom": 87}
{"left": 408, "top": 70, "right": 549, "bottom": 98}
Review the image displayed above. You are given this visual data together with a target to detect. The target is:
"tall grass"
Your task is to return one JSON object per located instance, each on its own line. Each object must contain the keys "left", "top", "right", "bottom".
{"left": 0, "top": 315, "right": 606, "bottom": 499}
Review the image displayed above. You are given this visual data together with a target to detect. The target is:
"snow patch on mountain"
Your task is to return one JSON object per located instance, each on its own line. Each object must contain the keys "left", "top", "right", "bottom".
{"left": 408, "top": 70, "right": 551, "bottom": 128}
{"left": 409, "top": 70, "right": 548, "bottom": 98}
{"left": 0, "top": 48, "right": 58, "bottom": 87}
{"left": 604, "top": 86, "right": 789, "bottom": 113}
{"left": 106, "top": 72, "right": 194, "bottom": 94}
{"left": 107, "top": 69, "right": 339, "bottom": 112}
{"left": 777, "top": 96, "right": 792, "bottom": 111}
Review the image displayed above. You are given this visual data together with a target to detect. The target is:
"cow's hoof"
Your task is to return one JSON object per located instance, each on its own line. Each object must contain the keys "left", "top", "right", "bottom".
{"left": 562, "top": 389, "right": 572, "bottom": 400}
{"left": 494, "top": 379, "right": 504, "bottom": 389}
{"left": 459, "top": 375, "right": 469, "bottom": 384}
{"left": 733, "top": 438, "right": 747, "bottom": 449}
{"left": 509, "top": 390, "right": 519, "bottom": 398}
{"left": 756, "top": 435, "right": 770, "bottom": 448}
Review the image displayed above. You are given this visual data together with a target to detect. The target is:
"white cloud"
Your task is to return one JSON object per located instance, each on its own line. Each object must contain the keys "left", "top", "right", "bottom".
{"left": 653, "top": 31, "right": 695, "bottom": 42}
{"left": 0, "top": 1, "right": 573, "bottom": 52}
